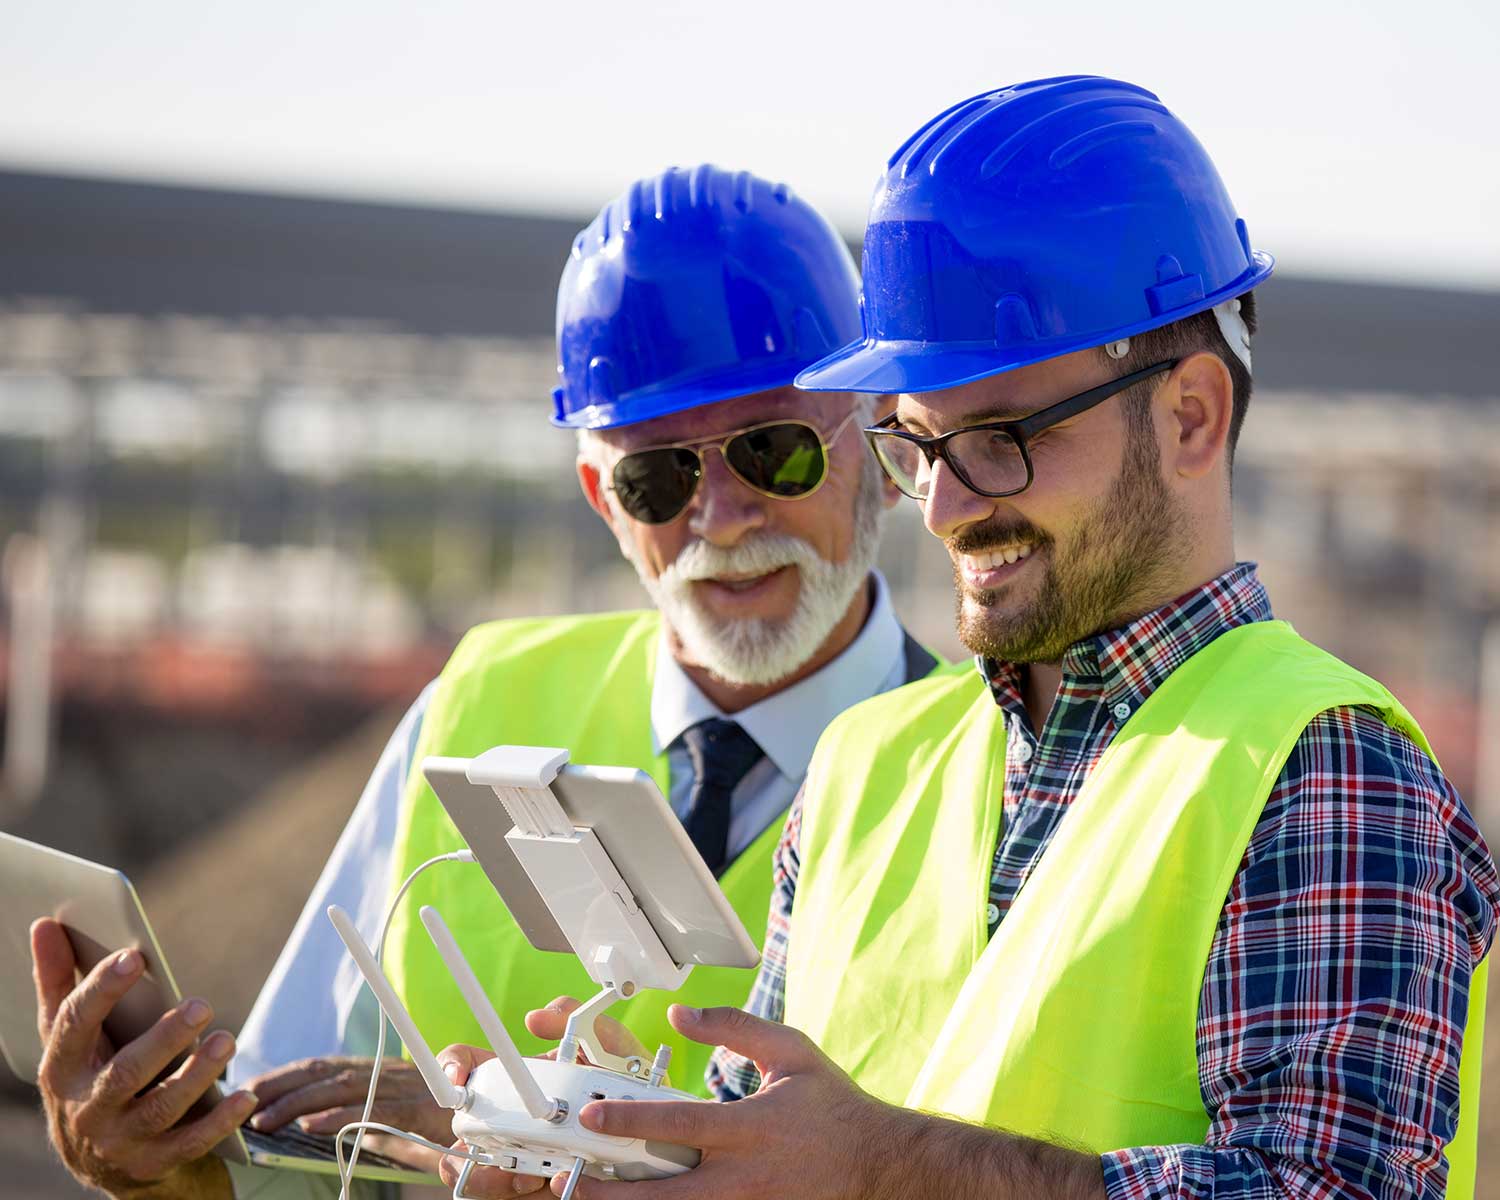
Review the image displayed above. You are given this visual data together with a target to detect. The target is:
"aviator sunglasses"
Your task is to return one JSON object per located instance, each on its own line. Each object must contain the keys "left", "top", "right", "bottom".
{"left": 609, "top": 410, "right": 860, "bottom": 525}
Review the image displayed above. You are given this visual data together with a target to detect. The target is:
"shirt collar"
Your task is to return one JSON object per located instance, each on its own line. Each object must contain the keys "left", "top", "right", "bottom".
{"left": 980, "top": 562, "right": 1273, "bottom": 718}
{"left": 651, "top": 571, "right": 906, "bottom": 779}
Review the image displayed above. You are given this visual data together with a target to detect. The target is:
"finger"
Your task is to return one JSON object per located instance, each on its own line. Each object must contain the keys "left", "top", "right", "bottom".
{"left": 578, "top": 1096, "right": 737, "bottom": 1149}
{"left": 153, "top": 1088, "right": 260, "bottom": 1166}
{"left": 93, "top": 997, "right": 216, "bottom": 1106}
{"left": 242, "top": 1056, "right": 358, "bottom": 1106}
{"left": 669, "top": 1005, "right": 823, "bottom": 1074}
{"left": 558, "top": 1170, "right": 705, "bottom": 1200}
{"left": 42, "top": 946, "right": 146, "bottom": 1077}
{"left": 126, "top": 1030, "right": 238, "bottom": 1135}
{"left": 523, "top": 996, "right": 582, "bottom": 1041}
{"left": 248, "top": 1069, "right": 371, "bottom": 1131}
{"left": 523, "top": 999, "right": 643, "bottom": 1060}
{"left": 293, "top": 1104, "right": 363, "bottom": 1135}
{"left": 30, "top": 918, "right": 79, "bottom": 1044}
{"left": 436, "top": 1043, "right": 495, "bottom": 1088}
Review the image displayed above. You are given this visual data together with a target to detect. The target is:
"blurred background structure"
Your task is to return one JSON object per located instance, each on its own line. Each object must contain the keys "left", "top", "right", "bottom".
{"left": 1, "top": 0, "right": 1497, "bottom": 1190}
{"left": 0, "top": 167, "right": 1497, "bottom": 1196}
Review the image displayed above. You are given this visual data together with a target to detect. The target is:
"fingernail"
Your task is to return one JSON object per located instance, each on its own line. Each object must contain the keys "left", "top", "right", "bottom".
{"left": 183, "top": 999, "right": 211, "bottom": 1025}
{"left": 205, "top": 1031, "right": 234, "bottom": 1060}
{"left": 113, "top": 949, "right": 140, "bottom": 974}
{"left": 676, "top": 1004, "right": 702, "bottom": 1022}
{"left": 515, "top": 1175, "right": 543, "bottom": 1193}
{"left": 443, "top": 1062, "right": 461, "bottom": 1083}
{"left": 234, "top": 1090, "right": 258, "bottom": 1110}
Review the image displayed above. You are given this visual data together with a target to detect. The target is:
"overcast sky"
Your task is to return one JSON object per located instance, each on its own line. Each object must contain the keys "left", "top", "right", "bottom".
{"left": 3, "top": 0, "right": 1496, "bottom": 290}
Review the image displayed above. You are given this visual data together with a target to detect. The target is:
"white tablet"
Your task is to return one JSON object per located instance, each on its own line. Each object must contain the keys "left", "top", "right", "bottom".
{"left": 0, "top": 831, "right": 434, "bottom": 1183}
{"left": 422, "top": 756, "right": 760, "bottom": 971}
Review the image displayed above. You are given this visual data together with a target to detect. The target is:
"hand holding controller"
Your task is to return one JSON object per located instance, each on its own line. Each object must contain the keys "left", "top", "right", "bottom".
{"left": 454, "top": 1056, "right": 701, "bottom": 1182}
{"left": 327, "top": 905, "right": 705, "bottom": 1199}
{"left": 325, "top": 747, "right": 759, "bottom": 1199}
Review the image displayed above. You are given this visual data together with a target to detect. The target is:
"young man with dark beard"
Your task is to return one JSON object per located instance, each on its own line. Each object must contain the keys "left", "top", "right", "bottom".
{"left": 442, "top": 78, "right": 1498, "bottom": 1200}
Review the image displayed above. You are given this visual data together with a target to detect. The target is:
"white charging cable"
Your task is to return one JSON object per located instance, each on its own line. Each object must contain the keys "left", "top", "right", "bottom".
{"left": 338, "top": 848, "right": 477, "bottom": 1199}
{"left": 334, "top": 1119, "right": 502, "bottom": 1200}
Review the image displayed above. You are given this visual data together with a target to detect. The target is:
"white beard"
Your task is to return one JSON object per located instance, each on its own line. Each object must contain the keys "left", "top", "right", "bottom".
{"left": 633, "top": 462, "right": 884, "bottom": 687}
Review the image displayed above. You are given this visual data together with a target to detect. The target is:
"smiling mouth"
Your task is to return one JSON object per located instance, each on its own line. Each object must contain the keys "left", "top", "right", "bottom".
{"left": 956, "top": 542, "right": 1036, "bottom": 588}
{"left": 694, "top": 565, "right": 794, "bottom": 594}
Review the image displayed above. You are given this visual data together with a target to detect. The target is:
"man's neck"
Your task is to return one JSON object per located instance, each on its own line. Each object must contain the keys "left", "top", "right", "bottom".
{"left": 1014, "top": 551, "right": 1237, "bottom": 733}
{"left": 1019, "top": 660, "right": 1063, "bottom": 734}
{"left": 670, "top": 576, "right": 876, "bottom": 715}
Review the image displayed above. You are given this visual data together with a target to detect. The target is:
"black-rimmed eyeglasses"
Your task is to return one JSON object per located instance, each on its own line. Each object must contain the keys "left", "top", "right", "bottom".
{"left": 863, "top": 360, "right": 1178, "bottom": 501}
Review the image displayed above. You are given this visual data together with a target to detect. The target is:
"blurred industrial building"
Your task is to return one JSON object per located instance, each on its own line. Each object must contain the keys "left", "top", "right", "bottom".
{"left": 0, "top": 168, "right": 1497, "bottom": 1196}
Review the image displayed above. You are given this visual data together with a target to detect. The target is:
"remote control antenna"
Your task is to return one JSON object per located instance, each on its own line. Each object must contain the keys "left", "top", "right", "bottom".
{"left": 326, "top": 905, "right": 465, "bottom": 1110}
{"left": 419, "top": 905, "right": 557, "bottom": 1122}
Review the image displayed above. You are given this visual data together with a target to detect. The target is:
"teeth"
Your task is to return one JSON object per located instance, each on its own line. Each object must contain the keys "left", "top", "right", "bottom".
{"left": 962, "top": 543, "right": 1034, "bottom": 573}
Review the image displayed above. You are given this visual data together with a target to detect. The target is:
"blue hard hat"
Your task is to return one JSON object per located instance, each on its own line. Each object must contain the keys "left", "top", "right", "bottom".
{"left": 552, "top": 165, "right": 862, "bottom": 429}
{"left": 797, "top": 76, "right": 1274, "bottom": 395}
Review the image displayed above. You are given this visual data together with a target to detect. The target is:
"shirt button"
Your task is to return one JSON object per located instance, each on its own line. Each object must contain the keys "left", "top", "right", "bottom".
{"left": 1111, "top": 701, "right": 1132, "bottom": 723}
{"left": 985, "top": 903, "right": 1001, "bottom": 926}
{"left": 1013, "top": 739, "right": 1033, "bottom": 764}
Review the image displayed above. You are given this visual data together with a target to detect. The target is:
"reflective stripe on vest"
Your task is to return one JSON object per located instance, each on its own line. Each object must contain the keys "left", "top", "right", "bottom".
{"left": 786, "top": 621, "right": 1486, "bottom": 1195}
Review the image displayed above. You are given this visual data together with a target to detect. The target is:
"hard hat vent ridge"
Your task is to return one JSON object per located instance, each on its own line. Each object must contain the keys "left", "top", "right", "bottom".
{"left": 797, "top": 76, "right": 1273, "bottom": 396}
{"left": 553, "top": 164, "right": 861, "bottom": 429}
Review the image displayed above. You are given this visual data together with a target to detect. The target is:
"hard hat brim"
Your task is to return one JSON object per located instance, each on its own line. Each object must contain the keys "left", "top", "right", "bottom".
{"left": 550, "top": 356, "right": 814, "bottom": 431}
{"left": 797, "top": 252, "right": 1274, "bottom": 395}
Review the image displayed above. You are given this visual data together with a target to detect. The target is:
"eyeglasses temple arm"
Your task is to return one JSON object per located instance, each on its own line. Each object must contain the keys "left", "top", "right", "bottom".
{"left": 1012, "top": 360, "right": 1176, "bottom": 439}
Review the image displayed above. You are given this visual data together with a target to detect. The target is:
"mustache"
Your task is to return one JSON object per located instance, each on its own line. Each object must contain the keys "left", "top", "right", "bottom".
{"left": 948, "top": 518, "right": 1051, "bottom": 556}
{"left": 663, "top": 532, "right": 819, "bottom": 583}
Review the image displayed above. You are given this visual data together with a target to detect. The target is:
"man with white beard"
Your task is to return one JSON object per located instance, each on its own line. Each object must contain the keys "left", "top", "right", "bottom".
{"left": 27, "top": 163, "right": 940, "bottom": 1200}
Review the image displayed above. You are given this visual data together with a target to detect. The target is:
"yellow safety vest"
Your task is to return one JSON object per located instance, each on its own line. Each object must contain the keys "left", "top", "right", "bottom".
{"left": 386, "top": 608, "right": 938, "bottom": 1095}
{"left": 786, "top": 621, "right": 1486, "bottom": 1196}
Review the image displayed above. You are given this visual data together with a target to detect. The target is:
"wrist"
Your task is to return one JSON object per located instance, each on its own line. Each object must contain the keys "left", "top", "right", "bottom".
{"left": 852, "top": 1099, "right": 926, "bottom": 1200}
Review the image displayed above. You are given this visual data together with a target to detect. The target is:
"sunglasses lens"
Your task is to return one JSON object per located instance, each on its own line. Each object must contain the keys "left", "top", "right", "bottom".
{"left": 724, "top": 423, "right": 826, "bottom": 497}
{"left": 612, "top": 447, "right": 701, "bottom": 524}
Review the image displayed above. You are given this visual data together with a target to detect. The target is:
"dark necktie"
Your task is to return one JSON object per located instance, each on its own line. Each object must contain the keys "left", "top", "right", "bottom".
{"left": 679, "top": 718, "right": 763, "bottom": 876}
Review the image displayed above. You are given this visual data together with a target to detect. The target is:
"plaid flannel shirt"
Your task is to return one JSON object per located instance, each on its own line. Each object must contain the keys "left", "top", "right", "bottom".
{"left": 708, "top": 563, "right": 1498, "bottom": 1200}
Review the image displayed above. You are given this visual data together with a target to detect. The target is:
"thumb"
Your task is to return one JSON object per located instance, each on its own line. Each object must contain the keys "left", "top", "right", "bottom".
{"left": 30, "top": 918, "right": 77, "bottom": 1042}
{"left": 435, "top": 1043, "right": 494, "bottom": 1087}
{"left": 668, "top": 1005, "right": 824, "bottom": 1074}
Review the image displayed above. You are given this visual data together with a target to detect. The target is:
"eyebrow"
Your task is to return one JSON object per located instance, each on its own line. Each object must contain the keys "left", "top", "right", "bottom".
{"left": 897, "top": 401, "right": 1034, "bottom": 435}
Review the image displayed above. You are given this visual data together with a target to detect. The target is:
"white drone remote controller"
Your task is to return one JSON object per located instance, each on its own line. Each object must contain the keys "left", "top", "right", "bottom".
{"left": 328, "top": 904, "right": 703, "bottom": 1196}
{"left": 326, "top": 744, "right": 757, "bottom": 1200}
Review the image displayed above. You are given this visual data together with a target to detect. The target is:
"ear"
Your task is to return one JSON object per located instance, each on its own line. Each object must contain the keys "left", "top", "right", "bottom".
{"left": 577, "top": 454, "right": 618, "bottom": 535}
{"left": 1165, "top": 351, "right": 1234, "bottom": 481}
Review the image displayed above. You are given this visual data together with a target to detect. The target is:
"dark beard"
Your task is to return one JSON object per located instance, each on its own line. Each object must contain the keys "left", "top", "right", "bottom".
{"left": 953, "top": 413, "right": 1183, "bottom": 664}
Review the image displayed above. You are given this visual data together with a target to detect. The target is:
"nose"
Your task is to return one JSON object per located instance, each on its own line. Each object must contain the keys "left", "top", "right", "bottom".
{"left": 920, "top": 456, "right": 997, "bottom": 541}
{"left": 686, "top": 447, "right": 767, "bottom": 546}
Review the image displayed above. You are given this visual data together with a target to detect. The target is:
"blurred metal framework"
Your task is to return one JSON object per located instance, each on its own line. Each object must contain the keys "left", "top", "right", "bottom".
{"left": 0, "top": 169, "right": 1496, "bottom": 821}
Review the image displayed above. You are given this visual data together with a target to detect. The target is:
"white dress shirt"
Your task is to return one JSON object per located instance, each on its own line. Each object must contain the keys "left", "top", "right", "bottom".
{"left": 225, "top": 574, "right": 910, "bottom": 1196}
